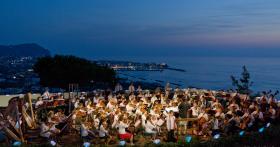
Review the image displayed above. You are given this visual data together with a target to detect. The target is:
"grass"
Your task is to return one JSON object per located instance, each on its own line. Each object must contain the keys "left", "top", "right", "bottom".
{"left": 1, "top": 122, "right": 279, "bottom": 147}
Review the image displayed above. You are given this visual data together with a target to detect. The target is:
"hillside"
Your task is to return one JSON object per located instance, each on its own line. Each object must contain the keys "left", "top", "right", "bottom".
{"left": 0, "top": 43, "right": 50, "bottom": 57}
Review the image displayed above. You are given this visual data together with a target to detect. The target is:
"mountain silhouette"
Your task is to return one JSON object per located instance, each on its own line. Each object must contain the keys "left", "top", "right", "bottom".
{"left": 0, "top": 43, "right": 50, "bottom": 57}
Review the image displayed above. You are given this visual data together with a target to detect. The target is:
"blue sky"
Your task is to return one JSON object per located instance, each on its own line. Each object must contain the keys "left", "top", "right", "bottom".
{"left": 1, "top": 0, "right": 280, "bottom": 59}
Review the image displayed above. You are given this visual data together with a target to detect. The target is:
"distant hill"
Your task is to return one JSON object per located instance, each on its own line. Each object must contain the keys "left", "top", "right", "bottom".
{"left": 0, "top": 43, "right": 50, "bottom": 57}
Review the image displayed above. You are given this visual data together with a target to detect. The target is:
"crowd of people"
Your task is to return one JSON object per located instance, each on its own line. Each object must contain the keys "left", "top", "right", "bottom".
{"left": 34, "top": 83, "right": 280, "bottom": 145}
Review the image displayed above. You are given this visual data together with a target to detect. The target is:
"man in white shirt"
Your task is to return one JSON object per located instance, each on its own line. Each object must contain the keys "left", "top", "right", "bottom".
{"left": 165, "top": 111, "right": 176, "bottom": 142}
{"left": 128, "top": 83, "right": 135, "bottom": 94}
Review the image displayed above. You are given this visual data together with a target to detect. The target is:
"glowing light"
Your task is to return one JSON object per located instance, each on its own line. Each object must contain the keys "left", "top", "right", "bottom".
{"left": 266, "top": 123, "right": 271, "bottom": 128}
{"left": 50, "top": 140, "right": 56, "bottom": 146}
{"left": 153, "top": 139, "right": 161, "bottom": 144}
{"left": 119, "top": 140, "right": 126, "bottom": 146}
{"left": 83, "top": 142, "right": 90, "bottom": 147}
{"left": 214, "top": 134, "right": 220, "bottom": 139}
{"left": 12, "top": 141, "right": 21, "bottom": 146}
{"left": 239, "top": 131, "right": 245, "bottom": 136}
{"left": 185, "top": 136, "right": 192, "bottom": 143}
{"left": 259, "top": 127, "right": 265, "bottom": 133}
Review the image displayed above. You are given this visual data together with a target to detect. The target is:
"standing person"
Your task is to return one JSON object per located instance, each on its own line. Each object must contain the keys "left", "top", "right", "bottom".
{"left": 178, "top": 98, "right": 190, "bottom": 118}
{"left": 115, "top": 83, "right": 123, "bottom": 93}
{"left": 128, "top": 82, "right": 135, "bottom": 94}
{"left": 136, "top": 85, "right": 142, "bottom": 93}
{"left": 165, "top": 82, "right": 171, "bottom": 96}
{"left": 42, "top": 89, "right": 50, "bottom": 100}
{"left": 165, "top": 111, "right": 176, "bottom": 142}
{"left": 178, "top": 98, "right": 190, "bottom": 134}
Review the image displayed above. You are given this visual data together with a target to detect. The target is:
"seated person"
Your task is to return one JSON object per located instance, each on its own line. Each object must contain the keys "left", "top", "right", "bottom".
{"left": 144, "top": 116, "right": 157, "bottom": 140}
{"left": 35, "top": 97, "right": 44, "bottom": 109}
{"left": 81, "top": 122, "right": 92, "bottom": 141}
{"left": 99, "top": 122, "right": 111, "bottom": 144}
{"left": 117, "top": 117, "right": 134, "bottom": 145}
{"left": 40, "top": 121, "right": 60, "bottom": 139}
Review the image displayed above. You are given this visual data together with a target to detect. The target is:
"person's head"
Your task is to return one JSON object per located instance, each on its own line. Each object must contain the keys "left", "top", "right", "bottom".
{"left": 169, "top": 110, "right": 174, "bottom": 116}
{"left": 38, "top": 97, "right": 42, "bottom": 101}
{"left": 146, "top": 115, "right": 151, "bottom": 121}
{"left": 48, "top": 111, "right": 54, "bottom": 117}
{"left": 44, "top": 118, "right": 50, "bottom": 125}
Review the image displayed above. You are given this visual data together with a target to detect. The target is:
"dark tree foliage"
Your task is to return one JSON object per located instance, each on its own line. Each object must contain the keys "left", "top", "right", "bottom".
{"left": 33, "top": 55, "right": 116, "bottom": 89}
{"left": 231, "top": 66, "right": 253, "bottom": 94}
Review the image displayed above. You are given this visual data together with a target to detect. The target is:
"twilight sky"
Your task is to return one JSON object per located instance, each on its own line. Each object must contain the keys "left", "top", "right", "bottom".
{"left": 1, "top": 0, "right": 280, "bottom": 59}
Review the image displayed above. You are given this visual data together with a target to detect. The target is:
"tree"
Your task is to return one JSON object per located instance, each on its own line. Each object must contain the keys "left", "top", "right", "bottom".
{"left": 33, "top": 55, "right": 116, "bottom": 89}
{"left": 231, "top": 66, "right": 253, "bottom": 94}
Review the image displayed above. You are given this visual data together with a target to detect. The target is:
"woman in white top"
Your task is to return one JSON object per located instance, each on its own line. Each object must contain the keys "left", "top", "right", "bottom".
{"left": 40, "top": 121, "right": 60, "bottom": 139}
{"left": 81, "top": 123, "right": 89, "bottom": 139}
{"left": 126, "top": 103, "right": 136, "bottom": 116}
{"left": 106, "top": 100, "right": 116, "bottom": 111}
{"left": 144, "top": 116, "right": 157, "bottom": 140}
{"left": 191, "top": 103, "right": 199, "bottom": 117}
{"left": 117, "top": 116, "right": 134, "bottom": 145}
{"left": 166, "top": 111, "right": 176, "bottom": 142}
{"left": 112, "top": 111, "right": 120, "bottom": 128}
{"left": 99, "top": 122, "right": 111, "bottom": 144}
{"left": 35, "top": 97, "right": 44, "bottom": 109}
{"left": 40, "top": 122, "right": 51, "bottom": 138}
{"left": 74, "top": 99, "right": 80, "bottom": 108}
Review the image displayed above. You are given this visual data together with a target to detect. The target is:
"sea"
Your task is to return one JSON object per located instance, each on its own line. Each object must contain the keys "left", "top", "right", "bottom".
{"left": 104, "top": 56, "right": 280, "bottom": 93}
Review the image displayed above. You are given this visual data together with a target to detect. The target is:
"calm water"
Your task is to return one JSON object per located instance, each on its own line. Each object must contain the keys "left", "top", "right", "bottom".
{"left": 114, "top": 56, "right": 280, "bottom": 92}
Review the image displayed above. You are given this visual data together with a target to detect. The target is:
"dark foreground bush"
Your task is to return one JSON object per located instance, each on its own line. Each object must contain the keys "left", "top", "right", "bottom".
{"left": 33, "top": 55, "right": 116, "bottom": 89}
